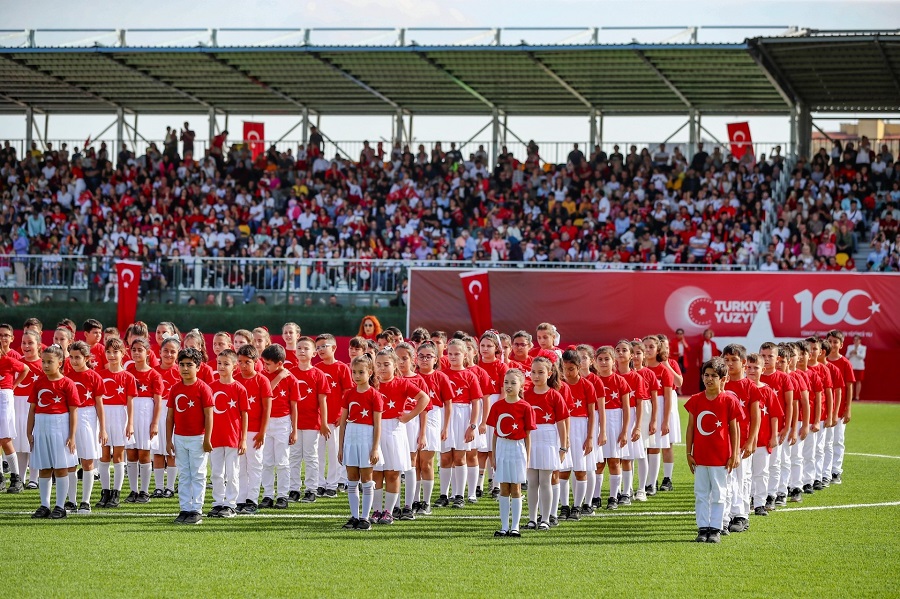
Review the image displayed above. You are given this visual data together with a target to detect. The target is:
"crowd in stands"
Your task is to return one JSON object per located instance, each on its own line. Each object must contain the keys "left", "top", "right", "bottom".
{"left": 0, "top": 124, "right": 898, "bottom": 298}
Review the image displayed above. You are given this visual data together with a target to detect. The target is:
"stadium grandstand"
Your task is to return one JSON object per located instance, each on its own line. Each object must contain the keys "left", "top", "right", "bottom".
{"left": 0, "top": 27, "right": 898, "bottom": 306}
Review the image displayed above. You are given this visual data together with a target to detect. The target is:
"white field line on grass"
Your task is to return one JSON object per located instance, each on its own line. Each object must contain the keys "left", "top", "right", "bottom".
{"left": 846, "top": 452, "right": 900, "bottom": 460}
{"left": 2, "top": 502, "right": 899, "bottom": 519}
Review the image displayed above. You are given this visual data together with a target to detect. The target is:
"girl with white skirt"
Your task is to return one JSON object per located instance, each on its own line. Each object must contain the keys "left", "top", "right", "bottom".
{"left": 16, "top": 330, "right": 44, "bottom": 489}
{"left": 372, "top": 348, "right": 428, "bottom": 524}
{"left": 338, "top": 355, "right": 383, "bottom": 531}
{"left": 67, "top": 342, "right": 108, "bottom": 513}
{"left": 659, "top": 335, "right": 685, "bottom": 491}
{"left": 126, "top": 339, "right": 164, "bottom": 504}
{"left": 595, "top": 346, "right": 632, "bottom": 511}
{"left": 476, "top": 331, "right": 508, "bottom": 499}
{"left": 395, "top": 342, "right": 428, "bottom": 518}
{"left": 644, "top": 335, "right": 676, "bottom": 495}
{"left": 615, "top": 340, "right": 647, "bottom": 506}
{"left": 523, "top": 357, "right": 569, "bottom": 531}
{"left": 464, "top": 337, "right": 493, "bottom": 503}
{"left": 559, "top": 349, "right": 596, "bottom": 520}
{"left": 414, "top": 342, "right": 453, "bottom": 514}
{"left": 575, "top": 344, "right": 606, "bottom": 511}
{"left": 487, "top": 368, "right": 536, "bottom": 537}
{"left": 96, "top": 338, "right": 138, "bottom": 509}
{"left": 631, "top": 342, "right": 660, "bottom": 502}
{"left": 0, "top": 343, "right": 29, "bottom": 494}
{"left": 27, "top": 345, "right": 79, "bottom": 519}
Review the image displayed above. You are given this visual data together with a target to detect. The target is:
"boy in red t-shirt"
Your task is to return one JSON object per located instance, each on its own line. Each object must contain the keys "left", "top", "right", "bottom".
{"left": 314, "top": 333, "right": 353, "bottom": 496}
{"left": 235, "top": 344, "right": 272, "bottom": 515}
{"left": 685, "top": 357, "right": 740, "bottom": 544}
{"left": 208, "top": 349, "right": 249, "bottom": 519}
{"left": 721, "top": 344, "right": 760, "bottom": 534}
{"left": 826, "top": 329, "right": 855, "bottom": 484}
{"left": 259, "top": 344, "right": 298, "bottom": 510}
{"left": 165, "top": 347, "right": 214, "bottom": 525}
{"left": 759, "top": 342, "right": 795, "bottom": 509}
{"left": 288, "top": 336, "right": 329, "bottom": 503}
{"left": 745, "top": 353, "right": 780, "bottom": 517}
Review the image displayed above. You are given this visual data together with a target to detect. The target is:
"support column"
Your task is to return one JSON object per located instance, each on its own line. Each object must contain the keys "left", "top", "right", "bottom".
{"left": 688, "top": 108, "right": 698, "bottom": 159}
{"left": 408, "top": 113, "right": 414, "bottom": 146}
{"left": 116, "top": 107, "right": 125, "bottom": 159}
{"left": 797, "top": 102, "right": 812, "bottom": 160}
{"left": 589, "top": 109, "right": 598, "bottom": 150}
{"left": 598, "top": 112, "right": 604, "bottom": 146}
{"left": 25, "top": 107, "right": 33, "bottom": 157}
{"left": 502, "top": 113, "right": 508, "bottom": 147}
{"left": 788, "top": 104, "right": 798, "bottom": 160}
{"left": 208, "top": 108, "right": 216, "bottom": 144}
{"left": 301, "top": 108, "right": 309, "bottom": 146}
{"left": 394, "top": 110, "right": 405, "bottom": 144}
{"left": 491, "top": 108, "right": 500, "bottom": 170}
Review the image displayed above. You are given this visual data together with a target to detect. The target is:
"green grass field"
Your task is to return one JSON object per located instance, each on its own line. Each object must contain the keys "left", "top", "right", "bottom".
{"left": 4, "top": 402, "right": 899, "bottom": 598}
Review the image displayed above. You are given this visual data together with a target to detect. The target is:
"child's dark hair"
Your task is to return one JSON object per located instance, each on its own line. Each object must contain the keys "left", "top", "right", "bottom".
{"left": 759, "top": 341, "right": 778, "bottom": 352}
{"left": 261, "top": 343, "right": 286, "bottom": 364}
{"left": 130, "top": 337, "right": 151, "bottom": 353}
{"left": 532, "top": 356, "right": 560, "bottom": 390}
{"left": 349, "top": 335, "right": 368, "bottom": 349}
{"left": 505, "top": 368, "right": 526, "bottom": 397}
{"left": 42, "top": 344, "right": 65, "bottom": 362}
{"left": 217, "top": 349, "right": 238, "bottom": 364}
{"left": 177, "top": 347, "right": 203, "bottom": 367}
{"left": 561, "top": 349, "right": 580, "bottom": 367}
{"left": 826, "top": 329, "right": 844, "bottom": 341}
{"left": 722, "top": 343, "right": 747, "bottom": 360}
{"left": 23, "top": 317, "right": 42, "bottom": 331}
{"left": 350, "top": 354, "right": 376, "bottom": 387}
{"left": 417, "top": 340, "right": 438, "bottom": 355}
{"left": 57, "top": 319, "right": 77, "bottom": 335}
{"left": 702, "top": 356, "right": 727, "bottom": 379}
{"left": 793, "top": 340, "right": 809, "bottom": 355}
{"left": 83, "top": 318, "right": 103, "bottom": 333}
{"left": 430, "top": 330, "right": 447, "bottom": 342}
{"left": 237, "top": 344, "right": 259, "bottom": 360}
{"left": 410, "top": 327, "right": 430, "bottom": 345}
{"left": 297, "top": 335, "right": 316, "bottom": 348}
{"left": 747, "top": 352, "right": 762, "bottom": 365}
{"left": 69, "top": 340, "right": 91, "bottom": 359}
{"left": 105, "top": 337, "right": 126, "bottom": 353}
{"left": 316, "top": 333, "right": 336, "bottom": 344}
{"left": 161, "top": 336, "right": 182, "bottom": 352}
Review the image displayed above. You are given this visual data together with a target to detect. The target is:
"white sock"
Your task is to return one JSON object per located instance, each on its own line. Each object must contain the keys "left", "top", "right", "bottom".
{"left": 595, "top": 472, "right": 604, "bottom": 498}
{"left": 574, "top": 479, "right": 587, "bottom": 507}
{"left": 154, "top": 468, "right": 165, "bottom": 490}
{"left": 649, "top": 453, "right": 661, "bottom": 486}
{"left": 609, "top": 474, "right": 621, "bottom": 499}
{"left": 439, "top": 466, "right": 451, "bottom": 496}
{"left": 113, "top": 462, "right": 125, "bottom": 491}
{"left": 373, "top": 487, "right": 383, "bottom": 512}
{"left": 466, "top": 465, "right": 478, "bottom": 498}
{"left": 499, "top": 495, "right": 510, "bottom": 531}
{"left": 452, "top": 465, "right": 466, "bottom": 498}
{"left": 39, "top": 477, "right": 51, "bottom": 507}
{"left": 560, "top": 479, "right": 570, "bottom": 506}
{"left": 82, "top": 469, "right": 95, "bottom": 504}
{"left": 55, "top": 473, "right": 69, "bottom": 508}
{"left": 550, "top": 482, "right": 560, "bottom": 518}
{"left": 361, "top": 481, "right": 375, "bottom": 518}
{"left": 539, "top": 471, "right": 553, "bottom": 521}
{"left": 28, "top": 459, "right": 38, "bottom": 484}
{"left": 68, "top": 472, "right": 78, "bottom": 504}
{"left": 139, "top": 463, "right": 151, "bottom": 494}
{"left": 347, "top": 481, "right": 360, "bottom": 519}
{"left": 623, "top": 470, "right": 633, "bottom": 495}
{"left": 5, "top": 452, "right": 17, "bottom": 475}
{"left": 385, "top": 491, "right": 399, "bottom": 515}
{"left": 127, "top": 461, "right": 138, "bottom": 493}
{"left": 527, "top": 469, "right": 540, "bottom": 521}
{"left": 663, "top": 461, "right": 674, "bottom": 480}
{"left": 479, "top": 467, "right": 487, "bottom": 489}
{"left": 167, "top": 466, "right": 177, "bottom": 490}
{"left": 99, "top": 462, "right": 111, "bottom": 490}
{"left": 586, "top": 469, "right": 596, "bottom": 501}
{"left": 404, "top": 468, "right": 417, "bottom": 507}
{"left": 17, "top": 453, "right": 28, "bottom": 479}
{"left": 638, "top": 458, "right": 649, "bottom": 490}
{"left": 511, "top": 497, "right": 523, "bottom": 530}
{"left": 422, "top": 479, "right": 434, "bottom": 504}
{"left": 414, "top": 479, "right": 421, "bottom": 502}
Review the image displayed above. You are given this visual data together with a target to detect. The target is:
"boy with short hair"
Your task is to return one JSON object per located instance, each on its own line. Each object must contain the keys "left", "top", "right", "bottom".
{"left": 685, "top": 357, "right": 740, "bottom": 544}
{"left": 208, "top": 349, "right": 249, "bottom": 518}
{"left": 82, "top": 319, "right": 105, "bottom": 368}
{"left": 807, "top": 338, "right": 833, "bottom": 490}
{"left": 235, "top": 344, "right": 272, "bottom": 515}
{"left": 781, "top": 344, "right": 809, "bottom": 503}
{"left": 758, "top": 341, "right": 795, "bottom": 509}
{"left": 795, "top": 341, "right": 822, "bottom": 495}
{"left": 165, "top": 348, "right": 214, "bottom": 525}
{"left": 745, "top": 353, "right": 780, "bottom": 517}
{"left": 259, "top": 344, "right": 298, "bottom": 510}
{"left": 314, "top": 333, "right": 353, "bottom": 496}
{"left": 288, "top": 336, "right": 329, "bottom": 503}
{"left": 825, "top": 330, "right": 855, "bottom": 484}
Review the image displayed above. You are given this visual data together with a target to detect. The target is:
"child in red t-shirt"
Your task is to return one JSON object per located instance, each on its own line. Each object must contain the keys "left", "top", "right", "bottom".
{"left": 745, "top": 353, "right": 780, "bottom": 516}
{"left": 685, "top": 357, "right": 740, "bottom": 544}
{"left": 208, "top": 349, "right": 249, "bottom": 519}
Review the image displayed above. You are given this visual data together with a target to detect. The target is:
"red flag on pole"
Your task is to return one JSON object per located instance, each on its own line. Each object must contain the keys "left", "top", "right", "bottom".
{"left": 726, "top": 122, "right": 753, "bottom": 160}
{"left": 459, "top": 269, "right": 493, "bottom": 335}
{"left": 243, "top": 121, "right": 265, "bottom": 160}
{"left": 116, "top": 260, "right": 142, "bottom": 333}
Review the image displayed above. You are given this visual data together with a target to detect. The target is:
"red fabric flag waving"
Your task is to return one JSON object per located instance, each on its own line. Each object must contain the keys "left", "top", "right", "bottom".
{"left": 726, "top": 122, "right": 753, "bottom": 160}
{"left": 243, "top": 121, "right": 265, "bottom": 160}
{"left": 116, "top": 260, "right": 142, "bottom": 333}
{"left": 459, "top": 270, "right": 492, "bottom": 336}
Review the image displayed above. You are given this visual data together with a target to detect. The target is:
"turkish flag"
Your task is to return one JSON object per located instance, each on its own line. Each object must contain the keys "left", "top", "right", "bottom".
{"left": 116, "top": 261, "right": 142, "bottom": 333}
{"left": 727, "top": 122, "right": 753, "bottom": 160}
{"left": 243, "top": 121, "right": 265, "bottom": 160}
{"left": 459, "top": 270, "right": 492, "bottom": 335}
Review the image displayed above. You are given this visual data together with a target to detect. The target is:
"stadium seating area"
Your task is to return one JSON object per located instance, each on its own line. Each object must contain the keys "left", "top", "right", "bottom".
{"left": 0, "top": 131, "right": 898, "bottom": 284}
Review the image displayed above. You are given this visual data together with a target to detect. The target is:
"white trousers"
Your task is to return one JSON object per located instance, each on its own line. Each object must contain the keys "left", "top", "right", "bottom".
{"left": 751, "top": 447, "right": 770, "bottom": 506}
{"left": 802, "top": 427, "right": 817, "bottom": 486}
{"left": 210, "top": 446, "right": 239, "bottom": 508}
{"left": 174, "top": 434, "right": 208, "bottom": 513}
{"left": 789, "top": 424, "right": 805, "bottom": 489}
{"left": 814, "top": 422, "right": 827, "bottom": 481}
{"left": 694, "top": 465, "right": 727, "bottom": 529}
{"left": 729, "top": 455, "right": 752, "bottom": 519}
{"left": 317, "top": 422, "right": 343, "bottom": 491}
{"left": 238, "top": 436, "right": 264, "bottom": 504}
{"left": 769, "top": 436, "right": 790, "bottom": 496}
{"left": 289, "top": 429, "right": 320, "bottom": 493}
{"left": 262, "top": 416, "right": 291, "bottom": 499}
{"left": 823, "top": 425, "right": 835, "bottom": 477}
{"left": 833, "top": 420, "right": 846, "bottom": 474}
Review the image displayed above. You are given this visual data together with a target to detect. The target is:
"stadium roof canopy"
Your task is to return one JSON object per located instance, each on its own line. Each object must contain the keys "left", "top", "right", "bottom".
{"left": 0, "top": 27, "right": 898, "bottom": 117}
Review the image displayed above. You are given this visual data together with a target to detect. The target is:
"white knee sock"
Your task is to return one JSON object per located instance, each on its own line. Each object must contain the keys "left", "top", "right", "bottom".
{"left": 663, "top": 461, "right": 674, "bottom": 480}
{"left": 638, "top": 457, "right": 649, "bottom": 490}
{"left": 479, "top": 466, "right": 487, "bottom": 489}
{"left": 550, "top": 482, "right": 560, "bottom": 517}
{"left": 166, "top": 466, "right": 177, "bottom": 490}
{"left": 511, "top": 497, "right": 523, "bottom": 530}
{"left": 82, "top": 469, "right": 95, "bottom": 503}
{"left": 466, "top": 465, "right": 478, "bottom": 498}
{"left": 361, "top": 481, "right": 375, "bottom": 518}
{"left": 385, "top": 491, "right": 399, "bottom": 515}
{"left": 373, "top": 487, "right": 383, "bottom": 512}
{"left": 574, "top": 479, "right": 587, "bottom": 507}
{"left": 404, "top": 468, "right": 417, "bottom": 507}
{"left": 586, "top": 469, "right": 596, "bottom": 501}
{"left": 559, "top": 478, "right": 570, "bottom": 506}
{"left": 623, "top": 470, "right": 633, "bottom": 495}
{"left": 439, "top": 466, "right": 451, "bottom": 496}
{"left": 113, "top": 462, "right": 125, "bottom": 491}
{"left": 154, "top": 467, "right": 165, "bottom": 490}
{"left": 539, "top": 471, "right": 553, "bottom": 520}
{"left": 649, "top": 453, "right": 661, "bottom": 486}
{"left": 39, "top": 477, "right": 51, "bottom": 507}
{"left": 68, "top": 472, "right": 78, "bottom": 504}
{"left": 452, "top": 465, "right": 466, "bottom": 498}
{"left": 127, "top": 461, "right": 138, "bottom": 493}
{"left": 499, "top": 495, "right": 510, "bottom": 531}
{"left": 139, "top": 463, "right": 151, "bottom": 493}
{"left": 5, "top": 452, "right": 17, "bottom": 475}
{"left": 422, "top": 479, "right": 434, "bottom": 504}
{"left": 99, "top": 462, "right": 111, "bottom": 490}
{"left": 16, "top": 453, "right": 28, "bottom": 479}
{"left": 347, "top": 481, "right": 360, "bottom": 519}
{"left": 609, "top": 474, "right": 621, "bottom": 499}
{"left": 595, "top": 472, "right": 604, "bottom": 498}
{"left": 55, "top": 474, "right": 69, "bottom": 509}
{"left": 527, "top": 469, "right": 540, "bottom": 522}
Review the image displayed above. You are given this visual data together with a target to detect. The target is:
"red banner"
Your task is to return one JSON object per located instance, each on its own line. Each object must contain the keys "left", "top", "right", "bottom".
{"left": 116, "top": 261, "right": 142, "bottom": 334}
{"left": 410, "top": 269, "right": 900, "bottom": 400}
{"left": 727, "top": 122, "right": 753, "bottom": 160}
{"left": 243, "top": 121, "right": 265, "bottom": 160}
{"left": 459, "top": 269, "right": 493, "bottom": 335}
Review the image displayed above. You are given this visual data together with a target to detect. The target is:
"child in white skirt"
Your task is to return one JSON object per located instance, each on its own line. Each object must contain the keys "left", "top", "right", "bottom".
{"left": 338, "top": 355, "right": 384, "bottom": 531}
{"left": 27, "top": 345, "right": 79, "bottom": 519}
{"left": 614, "top": 340, "right": 647, "bottom": 506}
{"left": 595, "top": 346, "right": 632, "bottom": 511}
{"left": 476, "top": 331, "right": 508, "bottom": 500}
{"left": 16, "top": 330, "right": 44, "bottom": 490}
{"left": 413, "top": 342, "right": 453, "bottom": 515}
{"left": 126, "top": 339, "right": 165, "bottom": 504}
{"left": 559, "top": 349, "right": 596, "bottom": 520}
{"left": 67, "top": 341, "right": 107, "bottom": 513}
{"left": 575, "top": 344, "right": 606, "bottom": 512}
{"left": 487, "top": 368, "right": 536, "bottom": 537}
{"left": 152, "top": 336, "right": 182, "bottom": 499}
{"left": 97, "top": 337, "right": 138, "bottom": 509}
{"left": 394, "top": 342, "right": 428, "bottom": 519}
{"left": 631, "top": 341, "right": 660, "bottom": 502}
{"left": 523, "top": 357, "right": 569, "bottom": 531}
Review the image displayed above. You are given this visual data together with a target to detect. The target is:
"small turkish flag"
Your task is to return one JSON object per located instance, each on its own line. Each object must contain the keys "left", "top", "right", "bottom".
{"left": 116, "top": 260, "right": 142, "bottom": 334}
{"left": 727, "top": 122, "right": 753, "bottom": 160}
{"left": 243, "top": 122, "right": 265, "bottom": 160}
{"left": 459, "top": 270, "right": 492, "bottom": 335}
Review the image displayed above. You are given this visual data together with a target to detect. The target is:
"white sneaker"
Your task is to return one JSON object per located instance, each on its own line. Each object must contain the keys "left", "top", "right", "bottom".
{"left": 634, "top": 490, "right": 648, "bottom": 502}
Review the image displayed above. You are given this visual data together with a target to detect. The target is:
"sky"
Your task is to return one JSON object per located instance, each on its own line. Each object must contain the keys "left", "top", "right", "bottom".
{"left": 2, "top": 0, "right": 898, "bottom": 156}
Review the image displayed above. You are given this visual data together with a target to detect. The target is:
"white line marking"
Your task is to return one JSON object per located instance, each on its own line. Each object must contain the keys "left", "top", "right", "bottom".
{"left": 3, "top": 502, "right": 898, "bottom": 519}
{"left": 846, "top": 452, "right": 900, "bottom": 460}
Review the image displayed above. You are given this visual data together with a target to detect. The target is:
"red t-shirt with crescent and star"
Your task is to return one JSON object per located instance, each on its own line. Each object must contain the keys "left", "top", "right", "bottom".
{"left": 477, "top": 359, "right": 508, "bottom": 397}
{"left": 127, "top": 366, "right": 165, "bottom": 400}
{"left": 0, "top": 355, "right": 26, "bottom": 390}
{"left": 15, "top": 358, "right": 43, "bottom": 398}
{"left": 67, "top": 368, "right": 105, "bottom": 408}
{"left": 262, "top": 369, "right": 300, "bottom": 419}
{"left": 342, "top": 386, "right": 384, "bottom": 426}
{"left": 598, "top": 373, "right": 631, "bottom": 411}
{"left": 237, "top": 372, "right": 273, "bottom": 433}
{"left": 487, "top": 398, "right": 536, "bottom": 441}
{"left": 561, "top": 377, "right": 595, "bottom": 418}
{"left": 168, "top": 379, "right": 214, "bottom": 436}
{"left": 444, "top": 368, "right": 484, "bottom": 405}
{"left": 208, "top": 379, "right": 250, "bottom": 448}
{"left": 523, "top": 387, "right": 569, "bottom": 425}
{"left": 724, "top": 377, "right": 759, "bottom": 446}
{"left": 377, "top": 377, "right": 425, "bottom": 420}
{"left": 417, "top": 370, "right": 453, "bottom": 410}
{"left": 29, "top": 376, "right": 79, "bottom": 415}
{"left": 760, "top": 370, "right": 795, "bottom": 430}
{"left": 99, "top": 368, "right": 138, "bottom": 407}
{"left": 685, "top": 390, "right": 741, "bottom": 467}
{"left": 290, "top": 366, "right": 329, "bottom": 430}
{"left": 756, "top": 383, "right": 782, "bottom": 452}
{"left": 315, "top": 360, "right": 353, "bottom": 425}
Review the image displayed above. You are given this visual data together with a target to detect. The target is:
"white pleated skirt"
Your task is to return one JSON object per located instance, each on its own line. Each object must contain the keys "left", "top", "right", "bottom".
{"left": 568, "top": 416, "right": 592, "bottom": 471}
{"left": 105, "top": 404, "right": 131, "bottom": 447}
{"left": 14, "top": 395, "right": 30, "bottom": 451}
{"left": 75, "top": 406, "right": 102, "bottom": 460}
{"left": 342, "top": 422, "right": 383, "bottom": 468}
{"left": 31, "top": 413, "right": 78, "bottom": 470}
{"left": 668, "top": 390, "right": 682, "bottom": 443}
{"left": 442, "top": 403, "right": 474, "bottom": 452}
{"left": 622, "top": 407, "right": 646, "bottom": 460}
{"left": 376, "top": 417, "right": 411, "bottom": 472}
{"left": 476, "top": 394, "right": 500, "bottom": 452}
{"left": 602, "top": 408, "right": 623, "bottom": 460}
{"left": 0, "top": 389, "right": 15, "bottom": 439}
{"left": 126, "top": 397, "right": 159, "bottom": 452}
{"left": 494, "top": 437, "right": 527, "bottom": 484}
{"left": 648, "top": 395, "right": 671, "bottom": 449}
{"left": 153, "top": 405, "right": 172, "bottom": 456}
{"left": 528, "top": 423, "right": 562, "bottom": 471}
{"left": 423, "top": 408, "right": 442, "bottom": 452}
{"left": 591, "top": 416, "right": 604, "bottom": 464}
{"left": 406, "top": 413, "right": 421, "bottom": 453}
{"left": 638, "top": 399, "right": 652, "bottom": 441}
